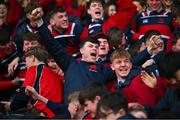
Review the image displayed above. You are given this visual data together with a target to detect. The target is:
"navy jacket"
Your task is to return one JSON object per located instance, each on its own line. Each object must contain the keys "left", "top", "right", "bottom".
{"left": 145, "top": 88, "right": 180, "bottom": 118}
{"left": 46, "top": 101, "right": 70, "bottom": 118}
{"left": 38, "top": 24, "right": 116, "bottom": 103}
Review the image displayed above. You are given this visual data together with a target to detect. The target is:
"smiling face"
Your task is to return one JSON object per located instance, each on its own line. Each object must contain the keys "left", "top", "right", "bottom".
{"left": 147, "top": 0, "right": 162, "bottom": 11}
{"left": 87, "top": 1, "right": 104, "bottom": 20}
{"left": 23, "top": 40, "right": 40, "bottom": 52}
{"left": 132, "top": 1, "right": 145, "bottom": 13}
{"left": 0, "top": 4, "right": 8, "bottom": 18}
{"left": 84, "top": 100, "right": 98, "bottom": 114}
{"left": 80, "top": 41, "right": 99, "bottom": 63}
{"left": 108, "top": 4, "right": 117, "bottom": 17}
{"left": 50, "top": 11, "right": 69, "bottom": 30}
{"left": 111, "top": 50, "right": 132, "bottom": 79}
{"left": 111, "top": 57, "right": 132, "bottom": 79}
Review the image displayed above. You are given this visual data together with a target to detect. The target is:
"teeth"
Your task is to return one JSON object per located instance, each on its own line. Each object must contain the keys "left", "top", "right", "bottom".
{"left": 119, "top": 69, "right": 127, "bottom": 71}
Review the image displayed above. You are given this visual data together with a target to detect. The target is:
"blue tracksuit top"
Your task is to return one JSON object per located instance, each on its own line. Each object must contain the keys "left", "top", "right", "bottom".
{"left": 38, "top": 24, "right": 116, "bottom": 103}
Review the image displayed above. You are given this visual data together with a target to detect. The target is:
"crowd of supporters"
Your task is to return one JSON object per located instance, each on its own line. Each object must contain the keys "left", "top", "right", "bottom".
{"left": 0, "top": 0, "right": 180, "bottom": 119}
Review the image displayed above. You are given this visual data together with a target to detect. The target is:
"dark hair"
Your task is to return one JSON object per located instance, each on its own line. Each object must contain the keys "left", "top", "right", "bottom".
{"left": 97, "top": 92, "right": 128, "bottom": 118}
{"left": 79, "top": 37, "right": 99, "bottom": 48}
{"left": 24, "top": 47, "right": 49, "bottom": 63}
{"left": 23, "top": 32, "right": 42, "bottom": 44}
{"left": 86, "top": 0, "right": 104, "bottom": 9}
{"left": 0, "top": 0, "right": 9, "bottom": 11}
{"left": 24, "top": 2, "right": 42, "bottom": 14}
{"left": 172, "top": 31, "right": 180, "bottom": 45}
{"left": 144, "top": 30, "right": 161, "bottom": 42}
{"left": 94, "top": 34, "right": 109, "bottom": 42}
{"left": 79, "top": 82, "right": 108, "bottom": 105}
{"left": 48, "top": 7, "right": 66, "bottom": 19}
{"left": 171, "top": 0, "right": 180, "bottom": 18}
{"left": 107, "top": 27, "right": 124, "bottom": 48}
{"left": 132, "top": 0, "right": 146, "bottom": 8}
{"left": 128, "top": 40, "right": 143, "bottom": 57}
{"left": 104, "top": 2, "right": 117, "bottom": 19}
{"left": 158, "top": 52, "right": 180, "bottom": 79}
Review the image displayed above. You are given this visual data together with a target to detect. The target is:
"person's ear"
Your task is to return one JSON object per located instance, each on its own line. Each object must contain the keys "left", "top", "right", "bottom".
{"left": 95, "top": 96, "right": 101, "bottom": 102}
{"left": 26, "top": 13, "right": 30, "bottom": 19}
{"left": 172, "top": 45, "right": 176, "bottom": 51}
{"left": 80, "top": 47, "right": 84, "bottom": 55}
{"left": 50, "top": 19, "right": 55, "bottom": 26}
{"left": 111, "top": 63, "right": 115, "bottom": 70}
{"left": 87, "top": 9, "right": 91, "bottom": 15}
{"left": 32, "top": 55, "right": 36, "bottom": 62}
{"left": 118, "top": 108, "right": 126, "bottom": 117}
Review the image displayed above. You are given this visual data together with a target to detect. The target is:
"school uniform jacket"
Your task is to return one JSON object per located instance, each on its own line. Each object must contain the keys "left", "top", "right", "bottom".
{"left": 80, "top": 0, "right": 137, "bottom": 39}
{"left": 112, "top": 73, "right": 168, "bottom": 106}
{"left": 130, "top": 8, "right": 174, "bottom": 41}
{"left": 10, "top": 64, "right": 62, "bottom": 118}
{"left": 38, "top": 24, "right": 116, "bottom": 103}
{"left": 50, "top": 21, "right": 83, "bottom": 55}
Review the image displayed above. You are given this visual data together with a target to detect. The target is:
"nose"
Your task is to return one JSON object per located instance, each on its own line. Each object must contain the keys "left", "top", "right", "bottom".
{"left": 100, "top": 42, "right": 105, "bottom": 46}
{"left": 27, "top": 44, "right": 33, "bottom": 48}
{"left": 63, "top": 16, "right": 68, "bottom": 20}
{"left": 120, "top": 61, "right": 126, "bottom": 66}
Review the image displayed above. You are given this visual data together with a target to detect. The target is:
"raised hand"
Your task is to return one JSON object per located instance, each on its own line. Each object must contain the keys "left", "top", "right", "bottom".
{"left": 142, "top": 59, "right": 155, "bottom": 68}
{"left": 31, "top": 7, "right": 44, "bottom": 21}
{"left": 141, "top": 71, "right": 157, "bottom": 88}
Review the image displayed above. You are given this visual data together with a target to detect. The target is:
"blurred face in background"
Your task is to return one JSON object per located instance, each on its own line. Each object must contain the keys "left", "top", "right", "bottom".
{"left": 108, "top": 4, "right": 117, "bottom": 17}
{"left": 162, "top": 0, "right": 172, "bottom": 7}
{"left": 147, "top": 0, "right": 162, "bottom": 11}
{"left": 132, "top": 1, "right": 145, "bottom": 13}
{"left": 172, "top": 38, "right": 180, "bottom": 53}
{"left": 88, "top": 1, "right": 104, "bottom": 20}
{"left": 48, "top": 58, "right": 64, "bottom": 76}
{"left": 0, "top": 4, "right": 8, "bottom": 18}
{"left": 98, "top": 38, "right": 109, "bottom": 58}
{"left": 23, "top": 40, "right": 40, "bottom": 52}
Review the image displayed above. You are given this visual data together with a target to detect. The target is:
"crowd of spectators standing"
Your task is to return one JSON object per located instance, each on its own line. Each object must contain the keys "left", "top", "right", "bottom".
{"left": 0, "top": 0, "right": 180, "bottom": 119}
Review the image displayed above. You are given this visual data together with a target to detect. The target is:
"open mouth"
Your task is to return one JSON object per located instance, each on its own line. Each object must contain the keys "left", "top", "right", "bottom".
{"left": 90, "top": 52, "right": 97, "bottom": 57}
{"left": 119, "top": 68, "right": 128, "bottom": 72}
{"left": 100, "top": 47, "right": 105, "bottom": 50}
{"left": 95, "top": 11, "right": 101, "bottom": 15}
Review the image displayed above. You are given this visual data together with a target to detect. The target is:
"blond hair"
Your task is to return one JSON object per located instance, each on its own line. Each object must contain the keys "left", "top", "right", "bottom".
{"left": 110, "top": 49, "right": 131, "bottom": 62}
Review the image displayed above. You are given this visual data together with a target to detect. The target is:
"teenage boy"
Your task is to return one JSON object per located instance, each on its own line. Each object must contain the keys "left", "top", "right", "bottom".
{"left": 110, "top": 49, "right": 167, "bottom": 106}
{"left": 80, "top": 0, "right": 137, "bottom": 39}
{"left": 8, "top": 47, "right": 62, "bottom": 118}
{"left": 29, "top": 8, "right": 116, "bottom": 103}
